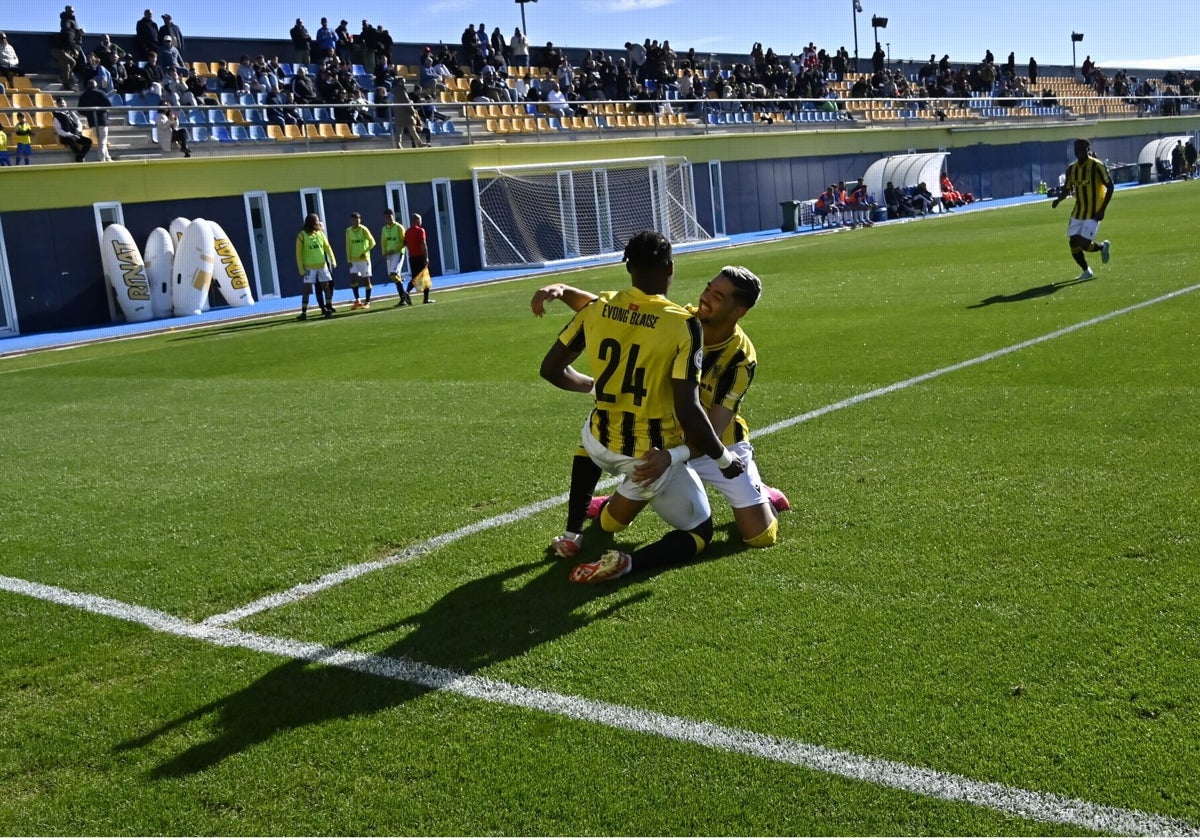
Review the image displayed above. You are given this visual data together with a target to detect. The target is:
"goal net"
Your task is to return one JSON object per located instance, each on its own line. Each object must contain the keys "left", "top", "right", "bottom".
{"left": 472, "top": 156, "right": 712, "bottom": 268}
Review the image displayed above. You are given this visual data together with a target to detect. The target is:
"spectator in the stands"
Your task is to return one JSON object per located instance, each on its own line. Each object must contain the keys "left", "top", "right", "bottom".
{"left": 545, "top": 82, "right": 574, "bottom": 117}
{"left": 156, "top": 107, "right": 191, "bottom": 157}
{"left": 511, "top": 27, "right": 529, "bottom": 69}
{"left": 334, "top": 20, "right": 353, "bottom": 65}
{"left": 77, "top": 79, "right": 113, "bottom": 161}
{"left": 375, "top": 28, "right": 393, "bottom": 68}
{"left": 159, "top": 13, "right": 184, "bottom": 56}
{"left": 373, "top": 55, "right": 398, "bottom": 92}
{"left": 288, "top": 19, "right": 310, "bottom": 66}
{"left": 160, "top": 65, "right": 191, "bottom": 108}
{"left": 313, "top": 18, "right": 336, "bottom": 64}
{"left": 1081, "top": 55, "right": 1095, "bottom": 84}
{"left": 392, "top": 84, "right": 429, "bottom": 148}
{"left": 118, "top": 55, "right": 149, "bottom": 95}
{"left": 210, "top": 59, "right": 237, "bottom": 93}
{"left": 419, "top": 57, "right": 451, "bottom": 94}
{"left": 237, "top": 55, "right": 258, "bottom": 91}
{"left": 94, "top": 34, "right": 126, "bottom": 70}
{"left": 265, "top": 89, "right": 303, "bottom": 127}
{"left": 52, "top": 14, "right": 84, "bottom": 90}
{"left": 52, "top": 95, "right": 92, "bottom": 162}
{"left": 0, "top": 33, "right": 24, "bottom": 88}
{"left": 491, "top": 27, "right": 507, "bottom": 64}
{"left": 85, "top": 53, "right": 114, "bottom": 94}
{"left": 141, "top": 49, "right": 165, "bottom": 96}
{"left": 289, "top": 65, "right": 318, "bottom": 104}
{"left": 159, "top": 35, "right": 185, "bottom": 72}
{"left": 135, "top": 9, "right": 159, "bottom": 60}
{"left": 357, "top": 21, "right": 378, "bottom": 75}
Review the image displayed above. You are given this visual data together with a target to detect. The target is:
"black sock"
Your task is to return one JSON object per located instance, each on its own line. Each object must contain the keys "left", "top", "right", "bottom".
{"left": 629, "top": 519, "right": 713, "bottom": 573}
{"left": 565, "top": 454, "right": 603, "bottom": 534}
{"left": 364, "top": 285, "right": 372, "bottom": 303}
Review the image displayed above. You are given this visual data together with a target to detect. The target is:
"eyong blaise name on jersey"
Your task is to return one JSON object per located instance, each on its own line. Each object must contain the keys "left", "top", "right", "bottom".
{"left": 601, "top": 300, "right": 660, "bottom": 329}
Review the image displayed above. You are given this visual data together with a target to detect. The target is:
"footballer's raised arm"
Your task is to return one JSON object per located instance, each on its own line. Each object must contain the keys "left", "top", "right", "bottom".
{"left": 531, "top": 284, "right": 598, "bottom": 316}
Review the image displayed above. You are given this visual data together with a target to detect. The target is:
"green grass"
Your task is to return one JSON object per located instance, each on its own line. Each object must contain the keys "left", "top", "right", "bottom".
{"left": 2, "top": 184, "right": 1199, "bottom": 835}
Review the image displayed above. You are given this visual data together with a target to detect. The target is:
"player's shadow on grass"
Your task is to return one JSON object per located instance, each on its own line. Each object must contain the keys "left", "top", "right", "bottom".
{"left": 115, "top": 556, "right": 653, "bottom": 779}
{"left": 967, "top": 274, "right": 1094, "bottom": 308}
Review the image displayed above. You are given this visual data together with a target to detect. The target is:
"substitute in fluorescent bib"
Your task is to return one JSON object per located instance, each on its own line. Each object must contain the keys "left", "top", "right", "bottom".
{"left": 1052, "top": 138, "right": 1113, "bottom": 281}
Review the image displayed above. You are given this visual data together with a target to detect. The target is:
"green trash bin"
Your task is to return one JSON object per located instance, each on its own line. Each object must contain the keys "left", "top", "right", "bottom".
{"left": 780, "top": 200, "right": 801, "bottom": 232}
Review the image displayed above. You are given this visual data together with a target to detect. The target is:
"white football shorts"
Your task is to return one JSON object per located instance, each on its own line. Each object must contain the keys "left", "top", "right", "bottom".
{"left": 580, "top": 416, "right": 711, "bottom": 532}
{"left": 385, "top": 253, "right": 405, "bottom": 277}
{"left": 1067, "top": 217, "right": 1100, "bottom": 240}
{"left": 302, "top": 267, "right": 332, "bottom": 286}
{"left": 689, "top": 440, "right": 769, "bottom": 510}
{"left": 349, "top": 259, "right": 371, "bottom": 277}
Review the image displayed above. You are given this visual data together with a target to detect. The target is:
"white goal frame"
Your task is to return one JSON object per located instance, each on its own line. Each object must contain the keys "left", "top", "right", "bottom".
{"left": 472, "top": 156, "right": 712, "bottom": 269}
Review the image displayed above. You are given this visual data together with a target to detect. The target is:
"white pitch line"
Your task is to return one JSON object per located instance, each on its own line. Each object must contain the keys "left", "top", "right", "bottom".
{"left": 207, "top": 281, "right": 1200, "bottom": 626}
{"left": 202, "top": 479, "right": 618, "bottom": 626}
{"left": 1, "top": 572, "right": 1195, "bottom": 837}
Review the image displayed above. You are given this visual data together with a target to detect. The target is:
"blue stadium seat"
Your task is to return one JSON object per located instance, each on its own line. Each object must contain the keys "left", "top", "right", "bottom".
{"left": 128, "top": 110, "right": 150, "bottom": 126}
{"left": 220, "top": 92, "right": 237, "bottom": 106}
{"left": 370, "top": 121, "right": 391, "bottom": 137}
{"left": 352, "top": 122, "right": 370, "bottom": 137}
{"left": 189, "top": 126, "right": 209, "bottom": 143}
{"left": 230, "top": 125, "right": 249, "bottom": 142}
{"left": 248, "top": 124, "right": 270, "bottom": 142}
{"left": 211, "top": 125, "right": 234, "bottom": 143}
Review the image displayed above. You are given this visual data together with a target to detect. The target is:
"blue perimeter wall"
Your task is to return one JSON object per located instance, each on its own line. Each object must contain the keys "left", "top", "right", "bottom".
{"left": 2, "top": 119, "right": 1197, "bottom": 336}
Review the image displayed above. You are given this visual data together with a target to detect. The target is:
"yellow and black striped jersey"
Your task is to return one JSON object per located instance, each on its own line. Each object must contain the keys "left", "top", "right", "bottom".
{"left": 1064, "top": 155, "right": 1113, "bottom": 220}
{"left": 688, "top": 307, "right": 757, "bottom": 446}
{"left": 558, "top": 287, "right": 702, "bottom": 457}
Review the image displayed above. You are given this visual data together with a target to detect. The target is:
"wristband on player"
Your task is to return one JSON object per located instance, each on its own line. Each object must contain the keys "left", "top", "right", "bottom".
{"left": 668, "top": 445, "right": 691, "bottom": 465}
{"left": 716, "top": 448, "right": 735, "bottom": 469}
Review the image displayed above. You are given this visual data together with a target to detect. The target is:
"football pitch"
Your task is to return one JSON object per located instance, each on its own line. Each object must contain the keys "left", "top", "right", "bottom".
{"left": 2, "top": 184, "right": 1198, "bottom": 836}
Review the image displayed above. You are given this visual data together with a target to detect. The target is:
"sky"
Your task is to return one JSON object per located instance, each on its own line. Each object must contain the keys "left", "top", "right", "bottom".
{"left": 6, "top": 0, "right": 1198, "bottom": 72}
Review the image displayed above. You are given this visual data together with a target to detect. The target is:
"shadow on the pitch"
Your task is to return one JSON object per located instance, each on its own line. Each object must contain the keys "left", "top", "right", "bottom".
{"left": 967, "top": 274, "right": 1094, "bottom": 308}
{"left": 115, "top": 515, "right": 763, "bottom": 779}
{"left": 114, "top": 555, "right": 651, "bottom": 779}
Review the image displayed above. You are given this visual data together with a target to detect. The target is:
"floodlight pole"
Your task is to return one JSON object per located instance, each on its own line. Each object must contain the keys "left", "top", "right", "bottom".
{"left": 851, "top": 0, "right": 861, "bottom": 74}
{"left": 1071, "top": 32, "right": 1084, "bottom": 75}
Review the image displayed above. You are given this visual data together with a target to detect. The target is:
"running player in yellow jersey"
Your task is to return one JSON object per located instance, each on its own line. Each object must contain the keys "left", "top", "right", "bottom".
{"left": 539, "top": 231, "right": 744, "bottom": 583}
{"left": 534, "top": 266, "right": 787, "bottom": 557}
{"left": 1052, "top": 138, "right": 1113, "bottom": 281}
